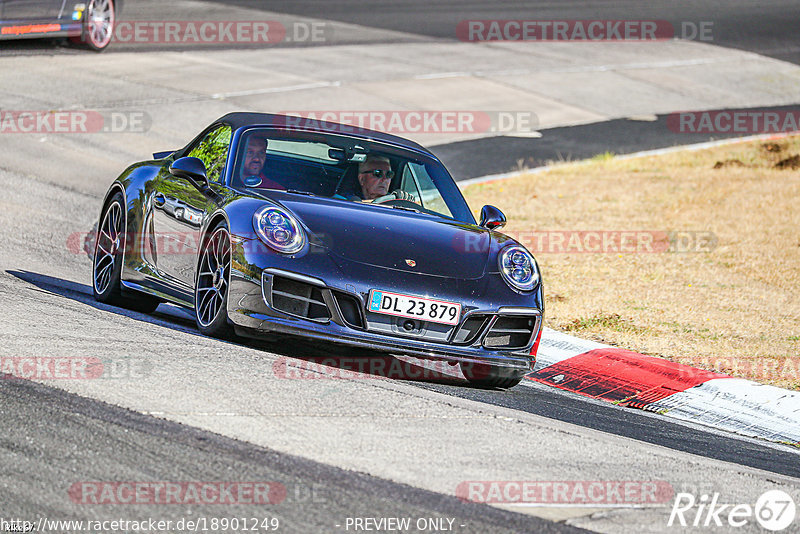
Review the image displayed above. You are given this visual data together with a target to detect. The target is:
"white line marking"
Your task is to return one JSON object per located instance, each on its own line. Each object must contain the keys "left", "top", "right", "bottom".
{"left": 211, "top": 81, "right": 341, "bottom": 99}
{"left": 414, "top": 72, "right": 470, "bottom": 79}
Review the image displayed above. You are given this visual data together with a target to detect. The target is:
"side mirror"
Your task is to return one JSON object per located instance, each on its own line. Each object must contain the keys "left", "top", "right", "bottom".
{"left": 479, "top": 205, "right": 506, "bottom": 230}
{"left": 169, "top": 157, "right": 208, "bottom": 187}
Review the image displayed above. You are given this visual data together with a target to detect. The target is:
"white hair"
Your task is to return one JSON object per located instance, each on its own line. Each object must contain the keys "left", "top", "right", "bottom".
{"left": 358, "top": 155, "right": 391, "bottom": 173}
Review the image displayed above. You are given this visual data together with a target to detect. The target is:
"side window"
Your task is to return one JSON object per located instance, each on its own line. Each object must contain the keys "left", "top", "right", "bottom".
{"left": 187, "top": 125, "right": 232, "bottom": 183}
{"left": 401, "top": 163, "right": 453, "bottom": 218}
{"left": 400, "top": 164, "right": 422, "bottom": 198}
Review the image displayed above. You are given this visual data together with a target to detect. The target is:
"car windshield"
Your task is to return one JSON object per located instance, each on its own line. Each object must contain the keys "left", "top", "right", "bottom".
{"left": 231, "top": 128, "right": 475, "bottom": 224}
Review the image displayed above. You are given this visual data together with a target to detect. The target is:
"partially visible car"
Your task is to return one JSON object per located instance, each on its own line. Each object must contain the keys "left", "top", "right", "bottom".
{"left": 0, "top": 0, "right": 120, "bottom": 51}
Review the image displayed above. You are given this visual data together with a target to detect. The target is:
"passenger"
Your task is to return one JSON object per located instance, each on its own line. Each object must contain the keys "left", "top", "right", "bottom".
{"left": 240, "top": 136, "right": 285, "bottom": 189}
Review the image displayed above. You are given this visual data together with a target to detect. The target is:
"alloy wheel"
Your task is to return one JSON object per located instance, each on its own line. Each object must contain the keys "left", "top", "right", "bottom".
{"left": 196, "top": 227, "right": 231, "bottom": 327}
{"left": 93, "top": 200, "right": 123, "bottom": 295}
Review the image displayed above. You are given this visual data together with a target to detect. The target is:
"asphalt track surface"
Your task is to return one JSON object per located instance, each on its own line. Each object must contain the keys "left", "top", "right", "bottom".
{"left": 433, "top": 105, "right": 800, "bottom": 181}
{"left": 9, "top": 267, "right": 800, "bottom": 480}
{"left": 5, "top": 0, "right": 800, "bottom": 63}
{"left": 417, "top": 380, "right": 800, "bottom": 479}
{"left": 213, "top": 0, "right": 800, "bottom": 65}
{"left": 11, "top": 0, "right": 800, "bottom": 63}
{"left": 1, "top": 376, "right": 578, "bottom": 534}
{"left": 10, "top": 266, "right": 800, "bottom": 480}
{"left": 2, "top": 2, "right": 799, "bottom": 178}
{"left": 2, "top": 2, "right": 800, "bottom": 533}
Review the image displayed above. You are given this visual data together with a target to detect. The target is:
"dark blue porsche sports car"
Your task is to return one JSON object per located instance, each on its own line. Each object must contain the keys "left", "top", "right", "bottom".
{"left": 0, "top": 0, "right": 119, "bottom": 51}
{"left": 93, "top": 113, "right": 544, "bottom": 388}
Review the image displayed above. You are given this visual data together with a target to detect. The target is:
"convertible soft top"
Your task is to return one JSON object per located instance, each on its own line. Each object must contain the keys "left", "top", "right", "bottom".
{"left": 216, "top": 112, "right": 430, "bottom": 154}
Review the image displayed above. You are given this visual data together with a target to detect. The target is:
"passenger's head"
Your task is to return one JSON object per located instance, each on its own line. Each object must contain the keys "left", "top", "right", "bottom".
{"left": 241, "top": 135, "right": 267, "bottom": 178}
{"left": 357, "top": 155, "right": 393, "bottom": 199}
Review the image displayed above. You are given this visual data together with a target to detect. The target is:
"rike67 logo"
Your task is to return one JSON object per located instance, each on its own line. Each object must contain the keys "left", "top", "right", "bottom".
{"left": 668, "top": 490, "right": 796, "bottom": 531}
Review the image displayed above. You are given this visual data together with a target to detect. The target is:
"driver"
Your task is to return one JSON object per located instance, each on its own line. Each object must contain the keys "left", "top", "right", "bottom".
{"left": 356, "top": 155, "right": 415, "bottom": 202}
{"left": 240, "top": 135, "right": 285, "bottom": 189}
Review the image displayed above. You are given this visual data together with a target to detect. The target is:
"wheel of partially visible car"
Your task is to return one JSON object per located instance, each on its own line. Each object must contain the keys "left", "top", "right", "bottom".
{"left": 72, "top": 0, "right": 116, "bottom": 52}
{"left": 93, "top": 192, "right": 160, "bottom": 313}
{"left": 195, "top": 221, "right": 236, "bottom": 339}
{"left": 459, "top": 362, "right": 527, "bottom": 389}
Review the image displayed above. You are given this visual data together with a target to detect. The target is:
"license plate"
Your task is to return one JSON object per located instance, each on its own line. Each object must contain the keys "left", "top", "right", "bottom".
{"left": 368, "top": 289, "right": 461, "bottom": 326}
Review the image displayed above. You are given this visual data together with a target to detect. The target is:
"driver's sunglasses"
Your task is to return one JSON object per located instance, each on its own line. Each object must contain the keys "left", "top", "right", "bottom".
{"left": 361, "top": 169, "right": 394, "bottom": 180}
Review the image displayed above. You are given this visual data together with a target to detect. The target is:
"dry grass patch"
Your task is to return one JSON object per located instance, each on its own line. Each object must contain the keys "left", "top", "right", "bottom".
{"left": 462, "top": 136, "right": 800, "bottom": 389}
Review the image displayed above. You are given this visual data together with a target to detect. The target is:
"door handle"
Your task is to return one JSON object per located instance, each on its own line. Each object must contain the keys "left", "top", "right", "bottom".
{"left": 154, "top": 193, "right": 166, "bottom": 207}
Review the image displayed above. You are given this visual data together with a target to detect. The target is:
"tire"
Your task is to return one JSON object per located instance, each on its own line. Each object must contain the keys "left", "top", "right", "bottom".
{"left": 195, "top": 221, "right": 235, "bottom": 339}
{"left": 71, "top": 0, "right": 116, "bottom": 52}
{"left": 459, "top": 362, "right": 526, "bottom": 389}
{"left": 93, "top": 192, "right": 160, "bottom": 313}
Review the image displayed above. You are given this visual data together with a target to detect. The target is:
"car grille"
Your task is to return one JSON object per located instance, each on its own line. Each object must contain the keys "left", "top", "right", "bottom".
{"left": 482, "top": 315, "right": 539, "bottom": 350}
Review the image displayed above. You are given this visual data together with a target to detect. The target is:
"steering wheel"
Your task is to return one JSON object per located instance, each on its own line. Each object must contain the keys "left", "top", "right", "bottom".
{"left": 371, "top": 189, "right": 418, "bottom": 204}
{"left": 243, "top": 175, "right": 262, "bottom": 187}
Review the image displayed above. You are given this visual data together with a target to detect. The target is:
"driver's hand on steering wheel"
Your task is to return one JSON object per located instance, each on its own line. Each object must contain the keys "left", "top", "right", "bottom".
{"left": 371, "top": 189, "right": 417, "bottom": 204}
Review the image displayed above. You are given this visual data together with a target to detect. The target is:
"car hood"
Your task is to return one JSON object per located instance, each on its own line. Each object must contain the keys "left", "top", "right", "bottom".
{"left": 275, "top": 194, "right": 490, "bottom": 279}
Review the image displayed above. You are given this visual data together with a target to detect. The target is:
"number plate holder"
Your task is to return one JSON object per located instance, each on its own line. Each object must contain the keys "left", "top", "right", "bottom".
{"left": 367, "top": 289, "right": 462, "bottom": 326}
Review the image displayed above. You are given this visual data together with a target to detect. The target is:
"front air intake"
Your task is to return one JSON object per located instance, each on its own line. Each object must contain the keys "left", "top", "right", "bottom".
{"left": 483, "top": 315, "right": 537, "bottom": 350}
{"left": 332, "top": 290, "right": 366, "bottom": 329}
{"left": 269, "top": 275, "right": 331, "bottom": 321}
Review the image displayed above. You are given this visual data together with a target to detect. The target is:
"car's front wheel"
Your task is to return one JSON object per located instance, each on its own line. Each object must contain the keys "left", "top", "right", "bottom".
{"left": 195, "top": 222, "right": 235, "bottom": 339}
{"left": 93, "top": 192, "right": 160, "bottom": 313}
{"left": 459, "top": 362, "right": 527, "bottom": 389}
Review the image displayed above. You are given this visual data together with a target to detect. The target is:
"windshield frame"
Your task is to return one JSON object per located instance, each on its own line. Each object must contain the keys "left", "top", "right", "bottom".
{"left": 227, "top": 126, "right": 476, "bottom": 225}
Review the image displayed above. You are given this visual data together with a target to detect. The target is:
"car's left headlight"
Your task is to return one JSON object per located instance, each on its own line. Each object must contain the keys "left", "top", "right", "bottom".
{"left": 253, "top": 206, "right": 305, "bottom": 254}
{"left": 499, "top": 245, "right": 540, "bottom": 292}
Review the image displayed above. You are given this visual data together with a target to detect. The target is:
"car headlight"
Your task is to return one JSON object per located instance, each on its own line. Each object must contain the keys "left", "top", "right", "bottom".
{"left": 253, "top": 206, "right": 305, "bottom": 254}
{"left": 499, "top": 245, "right": 539, "bottom": 291}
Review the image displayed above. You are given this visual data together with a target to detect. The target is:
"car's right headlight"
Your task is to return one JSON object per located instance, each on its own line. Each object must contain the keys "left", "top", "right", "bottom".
{"left": 499, "top": 245, "right": 539, "bottom": 292}
{"left": 253, "top": 206, "right": 305, "bottom": 254}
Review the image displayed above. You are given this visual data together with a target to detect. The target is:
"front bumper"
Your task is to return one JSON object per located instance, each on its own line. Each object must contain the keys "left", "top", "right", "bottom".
{"left": 226, "top": 245, "right": 542, "bottom": 372}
